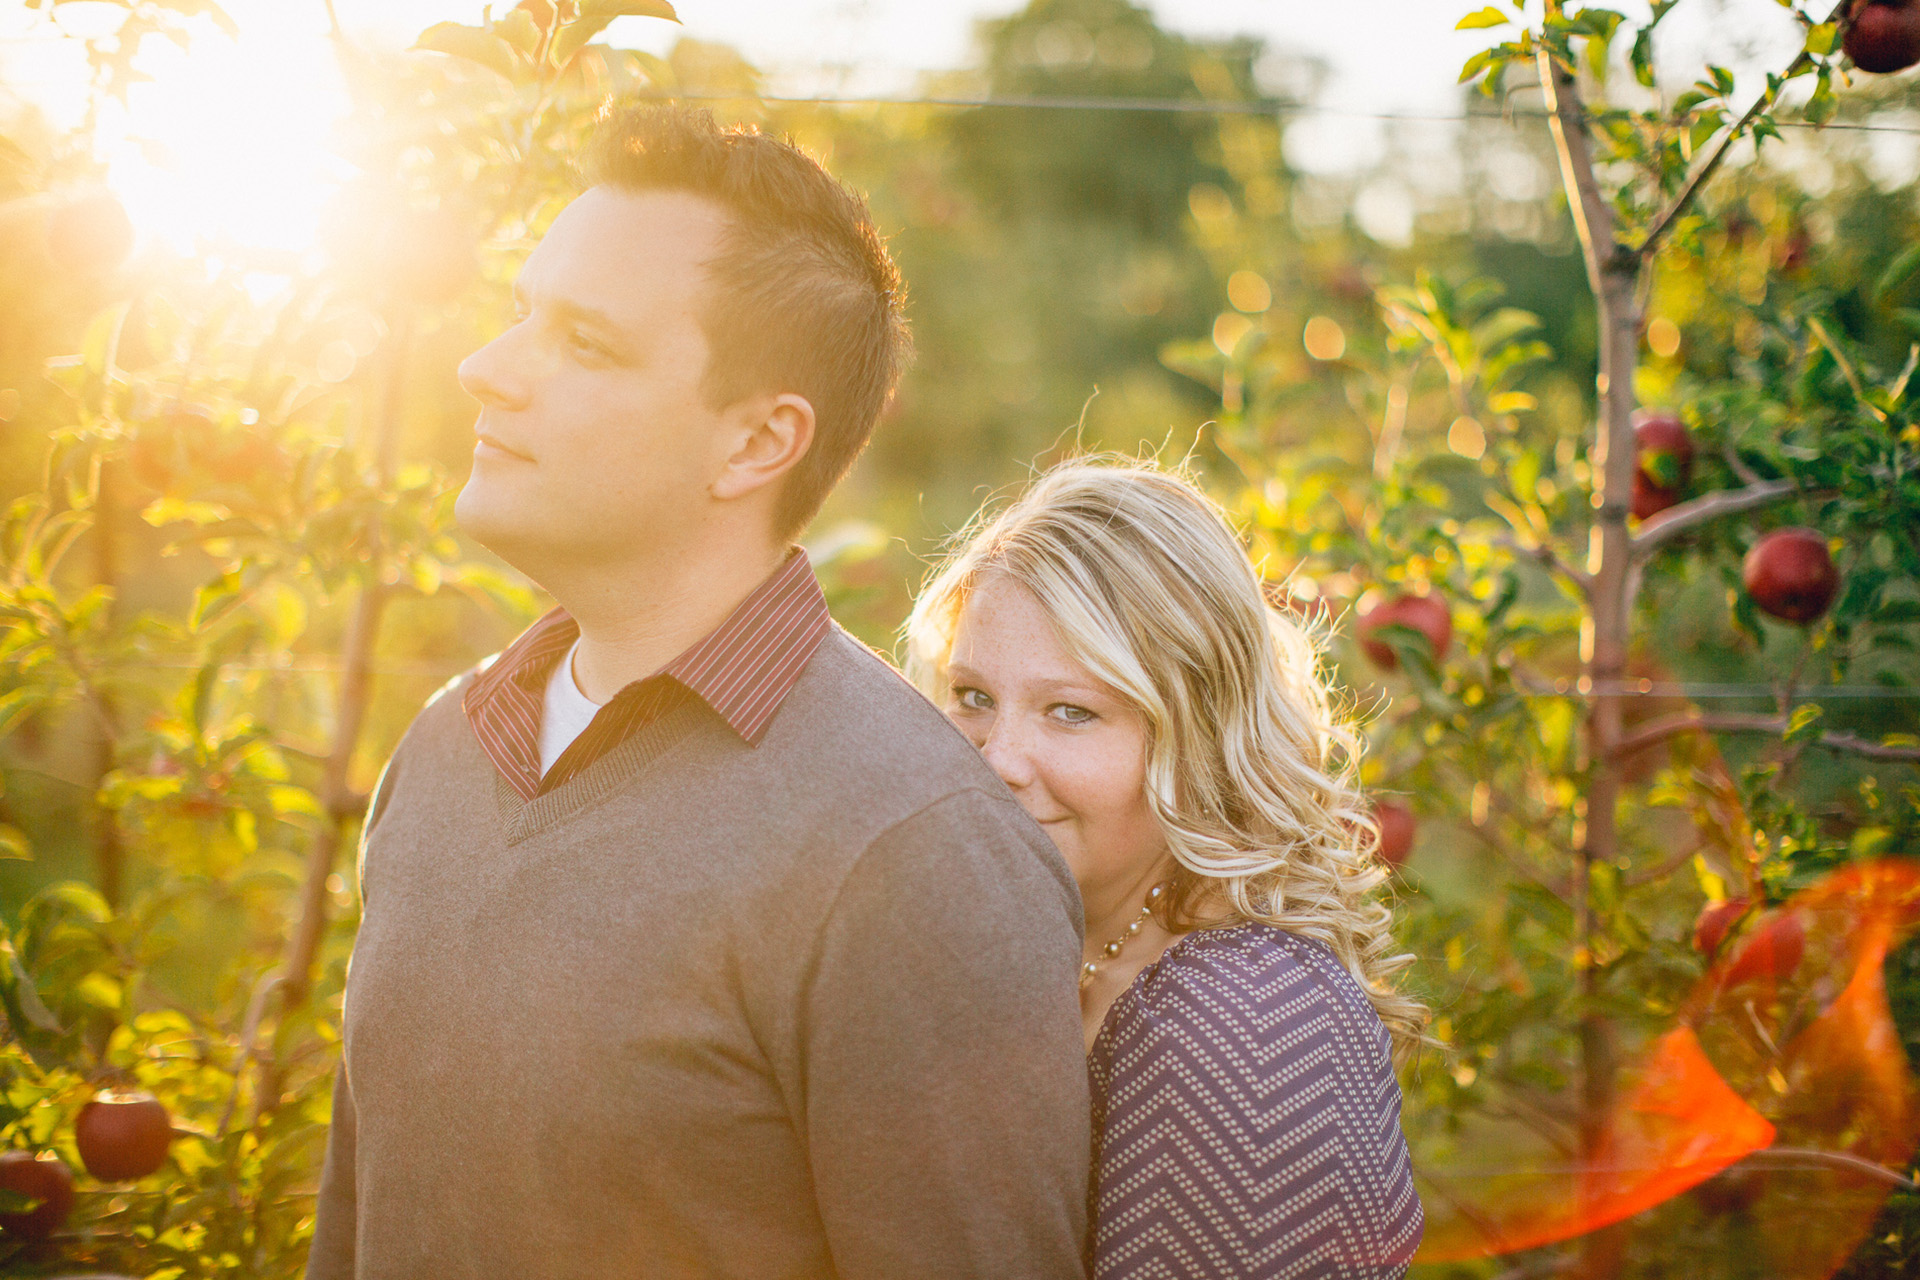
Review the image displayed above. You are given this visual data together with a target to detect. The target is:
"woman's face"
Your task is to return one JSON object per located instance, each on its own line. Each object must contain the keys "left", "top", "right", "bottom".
{"left": 944, "top": 574, "right": 1166, "bottom": 896}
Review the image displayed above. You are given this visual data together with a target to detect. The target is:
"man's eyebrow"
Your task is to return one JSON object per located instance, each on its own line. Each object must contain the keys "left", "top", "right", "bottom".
{"left": 512, "top": 283, "right": 622, "bottom": 335}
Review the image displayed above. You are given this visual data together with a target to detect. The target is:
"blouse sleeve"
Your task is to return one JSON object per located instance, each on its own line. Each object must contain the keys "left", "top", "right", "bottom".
{"left": 1088, "top": 927, "right": 1423, "bottom": 1280}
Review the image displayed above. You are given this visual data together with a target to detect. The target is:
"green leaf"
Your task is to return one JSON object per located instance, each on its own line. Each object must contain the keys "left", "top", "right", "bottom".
{"left": 413, "top": 22, "right": 522, "bottom": 82}
{"left": 1641, "top": 449, "right": 1684, "bottom": 488}
{"left": 1456, "top": 7, "right": 1511, "bottom": 29}
{"left": 1875, "top": 242, "right": 1920, "bottom": 304}
{"left": 0, "top": 825, "right": 29, "bottom": 861}
{"left": 1804, "top": 68, "right": 1836, "bottom": 126}
{"left": 190, "top": 569, "right": 245, "bottom": 632}
{"left": 1783, "top": 703, "right": 1825, "bottom": 744}
{"left": 6, "top": 954, "right": 60, "bottom": 1032}
{"left": 1458, "top": 49, "right": 1495, "bottom": 84}
{"left": 580, "top": 0, "right": 679, "bottom": 19}
{"left": 1804, "top": 21, "right": 1837, "bottom": 55}
{"left": 494, "top": 7, "right": 542, "bottom": 56}
{"left": 549, "top": 14, "right": 614, "bottom": 64}
{"left": 1630, "top": 26, "right": 1656, "bottom": 87}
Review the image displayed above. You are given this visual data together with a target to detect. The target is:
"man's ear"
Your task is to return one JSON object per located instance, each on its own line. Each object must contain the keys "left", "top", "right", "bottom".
{"left": 710, "top": 393, "right": 816, "bottom": 503}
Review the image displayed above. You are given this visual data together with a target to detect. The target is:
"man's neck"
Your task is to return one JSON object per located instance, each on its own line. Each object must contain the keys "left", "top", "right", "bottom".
{"left": 551, "top": 535, "right": 790, "bottom": 704}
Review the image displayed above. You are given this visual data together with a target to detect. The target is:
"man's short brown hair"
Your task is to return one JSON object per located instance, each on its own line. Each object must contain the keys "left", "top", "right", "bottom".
{"left": 583, "top": 105, "right": 911, "bottom": 539}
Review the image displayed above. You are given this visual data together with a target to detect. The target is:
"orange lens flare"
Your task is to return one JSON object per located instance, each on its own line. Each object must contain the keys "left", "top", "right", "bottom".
{"left": 1415, "top": 859, "right": 1920, "bottom": 1273}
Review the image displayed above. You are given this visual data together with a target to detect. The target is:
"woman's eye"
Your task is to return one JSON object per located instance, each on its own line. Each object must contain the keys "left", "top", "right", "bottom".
{"left": 567, "top": 330, "right": 600, "bottom": 357}
{"left": 1049, "top": 703, "right": 1095, "bottom": 725}
{"left": 953, "top": 686, "right": 993, "bottom": 711}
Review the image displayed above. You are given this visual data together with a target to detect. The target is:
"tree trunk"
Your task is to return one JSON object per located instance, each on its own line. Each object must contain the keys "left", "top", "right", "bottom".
{"left": 1537, "top": 28, "right": 1639, "bottom": 1277}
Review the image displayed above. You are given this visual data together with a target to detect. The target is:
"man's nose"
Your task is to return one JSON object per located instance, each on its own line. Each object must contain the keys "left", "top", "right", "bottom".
{"left": 979, "top": 720, "right": 1036, "bottom": 792}
{"left": 457, "top": 327, "right": 535, "bottom": 412}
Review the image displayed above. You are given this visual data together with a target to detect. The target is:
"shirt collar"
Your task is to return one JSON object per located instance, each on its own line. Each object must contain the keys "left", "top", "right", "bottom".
{"left": 464, "top": 549, "right": 831, "bottom": 751}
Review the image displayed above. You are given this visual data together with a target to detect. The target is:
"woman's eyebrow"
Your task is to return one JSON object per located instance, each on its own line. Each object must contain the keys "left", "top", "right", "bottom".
{"left": 947, "top": 661, "right": 1107, "bottom": 701}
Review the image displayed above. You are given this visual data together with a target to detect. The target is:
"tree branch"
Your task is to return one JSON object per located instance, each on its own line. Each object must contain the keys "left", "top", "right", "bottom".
{"left": 1537, "top": 26, "right": 1625, "bottom": 294}
{"left": 1491, "top": 532, "right": 1592, "bottom": 596}
{"left": 1638, "top": 0, "right": 1851, "bottom": 261}
{"left": 1630, "top": 479, "right": 1803, "bottom": 558}
{"left": 1723, "top": 438, "right": 1763, "bottom": 487}
{"left": 1625, "top": 837, "right": 1706, "bottom": 888}
{"left": 1741, "top": 1146, "right": 1920, "bottom": 1190}
{"left": 1613, "top": 712, "right": 1920, "bottom": 762}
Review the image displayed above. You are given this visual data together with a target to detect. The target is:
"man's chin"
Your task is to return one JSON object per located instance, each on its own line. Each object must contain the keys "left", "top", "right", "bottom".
{"left": 453, "top": 484, "right": 546, "bottom": 572}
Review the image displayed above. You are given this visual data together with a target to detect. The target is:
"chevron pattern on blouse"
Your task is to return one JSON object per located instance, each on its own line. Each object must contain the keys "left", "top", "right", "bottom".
{"left": 1089, "top": 924, "right": 1423, "bottom": 1280}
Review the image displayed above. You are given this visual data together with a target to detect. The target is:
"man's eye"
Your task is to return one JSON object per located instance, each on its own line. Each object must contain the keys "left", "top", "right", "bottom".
{"left": 1049, "top": 703, "right": 1095, "bottom": 725}
{"left": 953, "top": 686, "right": 993, "bottom": 711}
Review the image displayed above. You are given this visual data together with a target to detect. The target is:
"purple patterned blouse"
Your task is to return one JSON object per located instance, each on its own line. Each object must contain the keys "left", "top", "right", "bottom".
{"left": 1087, "top": 924, "right": 1423, "bottom": 1279}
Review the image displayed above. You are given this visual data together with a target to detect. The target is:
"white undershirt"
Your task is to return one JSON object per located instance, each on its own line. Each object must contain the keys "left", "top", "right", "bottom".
{"left": 538, "top": 638, "right": 604, "bottom": 777}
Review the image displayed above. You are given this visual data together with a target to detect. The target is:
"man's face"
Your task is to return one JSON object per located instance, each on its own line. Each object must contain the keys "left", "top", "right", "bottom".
{"left": 454, "top": 187, "right": 741, "bottom": 574}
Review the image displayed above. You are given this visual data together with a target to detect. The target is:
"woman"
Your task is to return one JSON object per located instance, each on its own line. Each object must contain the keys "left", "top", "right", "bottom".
{"left": 906, "top": 459, "right": 1426, "bottom": 1279}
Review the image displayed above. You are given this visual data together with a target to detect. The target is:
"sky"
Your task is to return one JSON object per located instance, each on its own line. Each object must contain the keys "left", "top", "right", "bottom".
{"left": 0, "top": 0, "right": 1824, "bottom": 252}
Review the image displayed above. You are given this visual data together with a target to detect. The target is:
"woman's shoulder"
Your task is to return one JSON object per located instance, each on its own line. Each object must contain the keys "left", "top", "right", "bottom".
{"left": 1094, "top": 922, "right": 1392, "bottom": 1076}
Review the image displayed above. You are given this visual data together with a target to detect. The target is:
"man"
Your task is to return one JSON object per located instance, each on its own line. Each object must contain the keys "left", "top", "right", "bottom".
{"left": 307, "top": 107, "right": 1090, "bottom": 1279}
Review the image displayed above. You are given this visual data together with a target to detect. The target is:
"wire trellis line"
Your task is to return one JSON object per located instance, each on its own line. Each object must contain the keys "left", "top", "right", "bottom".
{"left": 666, "top": 90, "right": 1920, "bottom": 136}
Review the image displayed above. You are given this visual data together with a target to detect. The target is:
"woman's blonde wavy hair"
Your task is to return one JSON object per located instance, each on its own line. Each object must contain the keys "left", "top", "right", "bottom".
{"left": 905, "top": 457, "right": 1426, "bottom": 1051}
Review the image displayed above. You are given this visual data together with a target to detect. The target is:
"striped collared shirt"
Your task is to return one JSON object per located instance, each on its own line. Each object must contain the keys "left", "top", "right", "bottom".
{"left": 462, "top": 551, "right": 831, "bottom": 801}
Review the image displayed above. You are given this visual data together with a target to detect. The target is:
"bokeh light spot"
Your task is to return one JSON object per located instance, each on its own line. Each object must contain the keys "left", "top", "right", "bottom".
{"left": 1302, "top": 315, "right": 1345, "bottom": 361}
{"left": 1648, "top": 316, "right": 1682, "bottom": 357}
{"left": 1227, "top": 270, "right": 1272, "bottom": 313}
{"left": 1448, "top": 415, "right": 1486, "bottom": 458}
{"left": 1213, "top": 312, "right": 1255, "bottom": 356}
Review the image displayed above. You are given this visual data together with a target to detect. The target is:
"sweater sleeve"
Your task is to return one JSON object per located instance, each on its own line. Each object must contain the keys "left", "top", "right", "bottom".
{"left": 305, "top": 1065, "right": 358, "bottom": 1279}
{"left": 306, "top": 746, "right": 403, "bottom": 1279}
{"left": 1088, "top": 930, "right": 1423, "bottom": 1279}
{"left": 801, "top": 786, "right": 1091, "bottom": 1279}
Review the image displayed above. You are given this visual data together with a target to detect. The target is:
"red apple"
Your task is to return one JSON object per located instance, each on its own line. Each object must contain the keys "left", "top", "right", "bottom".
{"left": 1630, "top": 411, "right": 1694, "bottom": 520}
{"left": 1373, "top": 802, "right": 1416, "bottom": 869}
{"left": 1743, "top": 528, "right": 1841, "bottom": 624}
{"left": 0, "top": 1151, "right": 75, "bottom": 1242}
{"left": 207, "top": 433, "right": 288, "bottom": 486}
{"left": 1845, "top": 0, "right": 1920, "bottom": 73}
{"left": 1776, "top": 224, "right": 1814, "bottom": 273}
{"left": 75, "top": 1091, "right": 174, "bottom": 1182}
{"left": 1692, "top": 896, "right": 1750, "bottom": 957}
{"left": 1358, "top": 594, "right": 1452, "bottom": 670}
{"left": 46, "top": 191, "right": 134, "bottom": 276}
{"left": 1719, "top": 910, "right": 1806, "bottom": 988}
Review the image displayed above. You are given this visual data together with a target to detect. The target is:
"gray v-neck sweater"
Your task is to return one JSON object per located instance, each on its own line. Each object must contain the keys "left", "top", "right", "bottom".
{"left": 306, "top": 628, "right": 1090, "bottom": 1279}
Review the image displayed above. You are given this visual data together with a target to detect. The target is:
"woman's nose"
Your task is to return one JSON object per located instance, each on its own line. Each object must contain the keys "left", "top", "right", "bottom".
{"left": 979, "top": 721, "right": 1036, "bottom": 791}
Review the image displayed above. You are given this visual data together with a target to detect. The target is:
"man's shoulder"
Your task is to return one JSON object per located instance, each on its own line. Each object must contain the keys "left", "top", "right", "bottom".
{"left": 773, "top": 627, "right": 994, "bottom": 776}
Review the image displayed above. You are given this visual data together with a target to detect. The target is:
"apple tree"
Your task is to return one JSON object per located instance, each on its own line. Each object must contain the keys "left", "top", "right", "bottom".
{"left": 0, "top": 2, "right": 695, "bottom": 1273}
{"left": 1179, "top": 0, "right": 1920, "bottom": 1274}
